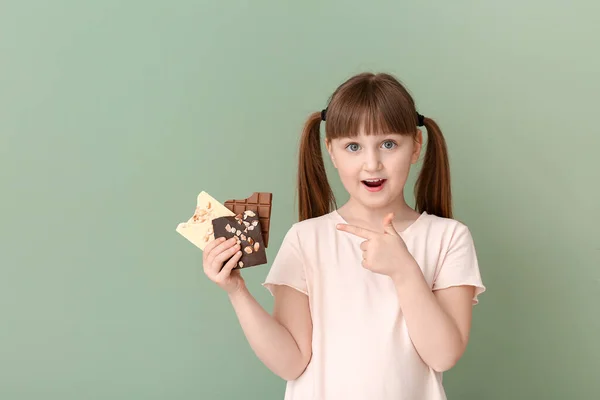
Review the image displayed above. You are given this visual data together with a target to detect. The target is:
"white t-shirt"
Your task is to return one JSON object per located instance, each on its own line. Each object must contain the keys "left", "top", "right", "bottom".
{"left": 263, "top": 210, "right": 486, "bottom": 400}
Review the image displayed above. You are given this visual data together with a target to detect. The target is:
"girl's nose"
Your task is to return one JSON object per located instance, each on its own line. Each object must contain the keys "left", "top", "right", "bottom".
{"left": 363, "top": 150, "right": 383, "bottom": 172}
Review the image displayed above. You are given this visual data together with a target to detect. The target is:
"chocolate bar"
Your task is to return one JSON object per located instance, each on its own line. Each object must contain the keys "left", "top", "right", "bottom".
{"left": 175, "top": 191, "right": 235, "bottom": 250}
{"left": 212, "top": 210, "right": 267, "bottom": 269}
{"left": 224, "top": 192, "right": 272, "bottom": 247}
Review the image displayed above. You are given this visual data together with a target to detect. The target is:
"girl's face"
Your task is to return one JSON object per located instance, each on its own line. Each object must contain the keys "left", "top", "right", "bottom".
{"left": 325, "top": 129, "right": 422, "bottom": 211}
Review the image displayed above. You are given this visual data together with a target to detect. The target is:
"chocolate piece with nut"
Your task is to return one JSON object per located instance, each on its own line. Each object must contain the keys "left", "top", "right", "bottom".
{"left": 211, "top": 210, "right": 267, "bottom": 269}
{"left": 224, "top": 192, "right": 272, "bottom": 248}
{"left": 175, "top": 191, "right": 235, "bottom": 251}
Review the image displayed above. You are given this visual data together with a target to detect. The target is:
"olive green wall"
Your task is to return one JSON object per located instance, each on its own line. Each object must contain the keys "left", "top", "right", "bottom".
{"left": 2, "top": 1, "right": 598, "bottom": 399}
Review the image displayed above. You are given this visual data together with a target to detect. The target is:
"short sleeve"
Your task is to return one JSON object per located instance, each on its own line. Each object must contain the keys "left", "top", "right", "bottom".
{"left": 262, "top": 224, "right": 308, "bottom": 296}
{"left": 432, "top": 223, "right": 486, "bottom": 305}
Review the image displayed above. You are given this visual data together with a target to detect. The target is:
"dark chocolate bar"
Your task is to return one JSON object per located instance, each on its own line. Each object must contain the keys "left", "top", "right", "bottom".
{"left": 211, "top": 210, "right": 267, "bottom": 269}
{"left": 224, "top": 192, "right": 272, "bottom": 248}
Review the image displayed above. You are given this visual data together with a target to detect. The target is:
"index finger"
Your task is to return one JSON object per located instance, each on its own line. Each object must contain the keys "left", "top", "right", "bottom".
{"left": 336, "top": 223, "right": 377, "bottom": 239}
{"left": 203, "top": 236, "right": 227, "bottom": 254}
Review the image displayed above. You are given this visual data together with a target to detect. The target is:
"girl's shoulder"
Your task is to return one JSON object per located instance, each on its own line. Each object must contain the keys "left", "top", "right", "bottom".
{"left": 411, "top": 211, "right": 476, "bottom": 246}
{"left": 419, "top": 211, "right": 470, "bottom": 229}
{"left": 286, "top": 211, "right": 339, "bottom": 236}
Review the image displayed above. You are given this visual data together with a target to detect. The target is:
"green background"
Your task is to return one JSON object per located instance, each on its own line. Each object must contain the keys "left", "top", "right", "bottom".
{"left": 2, "top": 1, "right": 599, "bottom": 399}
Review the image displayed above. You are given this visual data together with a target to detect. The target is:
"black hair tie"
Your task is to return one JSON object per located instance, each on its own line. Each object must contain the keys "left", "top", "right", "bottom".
{"left": 321, "top": 108, "right": 327, "bottom": 121}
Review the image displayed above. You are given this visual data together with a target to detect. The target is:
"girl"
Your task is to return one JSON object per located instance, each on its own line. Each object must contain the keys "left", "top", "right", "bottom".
{"left": 202, "top": 72, "right": 486, "bottom": 399}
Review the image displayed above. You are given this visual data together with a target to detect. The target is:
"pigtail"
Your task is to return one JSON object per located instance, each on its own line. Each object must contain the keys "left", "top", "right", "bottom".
{"left": 296, "top": 112, "right": 337, "bottom": 221}
{"left": 414, "top": 117, "right": 453, "bottom": 219}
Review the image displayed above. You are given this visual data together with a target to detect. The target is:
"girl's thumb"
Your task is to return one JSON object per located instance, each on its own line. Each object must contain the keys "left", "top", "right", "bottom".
{"left": 383, "top": 213, "right": 398, "bottom": 235}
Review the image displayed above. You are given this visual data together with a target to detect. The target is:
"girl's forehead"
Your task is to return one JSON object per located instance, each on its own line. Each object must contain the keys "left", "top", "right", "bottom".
{"left": 333, "top": 131, "right": 405, "bottom": 140}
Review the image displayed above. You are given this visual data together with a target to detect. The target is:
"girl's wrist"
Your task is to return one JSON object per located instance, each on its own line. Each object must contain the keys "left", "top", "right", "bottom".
{"left": 391, "top": 257, "right": 423, "bottom": 287}
{"left": 227, "top": 279, "right": 248, "bottom": 299}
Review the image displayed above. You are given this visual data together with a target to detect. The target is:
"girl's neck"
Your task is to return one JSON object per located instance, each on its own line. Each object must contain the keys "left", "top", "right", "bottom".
{"left": 336, "top": 199, "right": 422, "bottom": 233}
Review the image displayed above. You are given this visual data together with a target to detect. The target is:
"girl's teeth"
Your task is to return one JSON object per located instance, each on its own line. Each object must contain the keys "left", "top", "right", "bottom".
{"left": 363, "top": 179, "right": 385, "bottom": 188}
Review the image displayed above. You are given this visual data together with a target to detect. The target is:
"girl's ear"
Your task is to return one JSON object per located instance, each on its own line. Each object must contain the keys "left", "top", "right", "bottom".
{"left": 325, "top": 138, "right": 337, "bottom": 169}
{"left": 411, "top": 130, "right": 423, "bottom": 164}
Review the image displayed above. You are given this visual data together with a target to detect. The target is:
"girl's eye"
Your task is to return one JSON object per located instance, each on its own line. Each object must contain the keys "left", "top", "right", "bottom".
{"left": 382, "top": 140, "right": 396, "bottom": 149}
{"left": 346, "top": 143, "right": 360, "bottom": 152}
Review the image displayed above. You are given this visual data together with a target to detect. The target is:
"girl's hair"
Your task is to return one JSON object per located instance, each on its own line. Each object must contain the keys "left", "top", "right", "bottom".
{"left": 296, "top": 72, "right": 452, "bottom": 221}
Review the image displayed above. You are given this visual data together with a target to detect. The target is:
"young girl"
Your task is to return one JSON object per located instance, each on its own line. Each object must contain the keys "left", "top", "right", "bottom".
{"left": 202, "top": 72, "right": 486, "bottom": 400}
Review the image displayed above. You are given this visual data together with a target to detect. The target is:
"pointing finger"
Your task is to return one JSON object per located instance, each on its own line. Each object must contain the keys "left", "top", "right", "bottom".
{"left": 336, "top": 223, "right": 377, "bottom": 239}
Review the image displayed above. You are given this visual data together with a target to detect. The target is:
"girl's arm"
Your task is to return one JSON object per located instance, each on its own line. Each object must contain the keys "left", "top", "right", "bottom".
{"left": 228, "top": 283, "right": 313, "bottom": 380}
{"left": 393, "top": 260, "right": 475, "bottom": 372}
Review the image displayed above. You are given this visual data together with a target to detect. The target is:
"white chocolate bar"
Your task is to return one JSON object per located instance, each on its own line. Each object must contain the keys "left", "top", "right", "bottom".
{"left": 176, "top": 191, "right": 235, "bottom": 250}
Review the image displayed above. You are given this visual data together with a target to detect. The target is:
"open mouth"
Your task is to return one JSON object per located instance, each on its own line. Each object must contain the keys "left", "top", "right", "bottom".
{"left": 362, "top": 179, "right": 387, "bottom": 191}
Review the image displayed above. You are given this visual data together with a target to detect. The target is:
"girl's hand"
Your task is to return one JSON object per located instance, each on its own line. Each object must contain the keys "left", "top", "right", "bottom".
{"left": 203, "top": 236, "right": 245, "bottom": 294}
{"left": 336, "top": 213, "right": 415, "bottom": 280}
